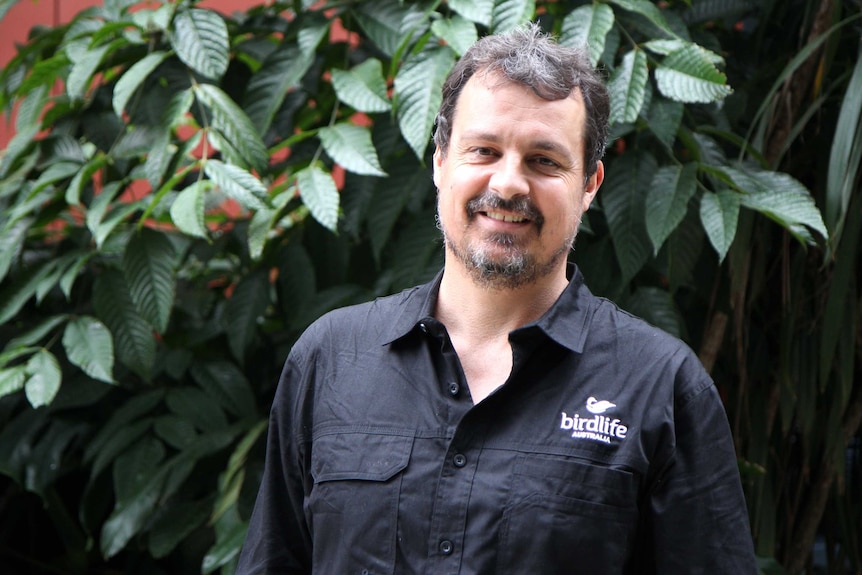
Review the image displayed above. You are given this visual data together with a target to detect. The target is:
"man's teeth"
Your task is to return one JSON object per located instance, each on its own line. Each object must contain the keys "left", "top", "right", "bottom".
{"left": 486, "top": 211, "right": 526, "bottom": 223}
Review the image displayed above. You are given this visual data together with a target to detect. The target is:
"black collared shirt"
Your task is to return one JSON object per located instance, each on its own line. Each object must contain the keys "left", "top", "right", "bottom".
{"left": 237, "top": 266, "right": 757, "bottom": 574}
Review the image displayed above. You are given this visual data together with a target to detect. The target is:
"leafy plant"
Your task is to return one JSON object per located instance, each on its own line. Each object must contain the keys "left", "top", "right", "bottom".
{"left": 0, "top": 0, "right": 858, "bottom": 573}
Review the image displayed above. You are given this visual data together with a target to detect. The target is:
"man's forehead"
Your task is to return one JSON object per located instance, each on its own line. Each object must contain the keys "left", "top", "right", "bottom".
{"left": 468, "top": 68, "right": 583, "bottom": 101}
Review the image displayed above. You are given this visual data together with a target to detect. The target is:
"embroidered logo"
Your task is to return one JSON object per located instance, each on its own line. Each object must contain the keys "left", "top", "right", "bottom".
{"left": 586, "top": 396, "right": 616, "bottom": 414}
{"left": 560, "top": 397, "right": 628, "bottom": 444}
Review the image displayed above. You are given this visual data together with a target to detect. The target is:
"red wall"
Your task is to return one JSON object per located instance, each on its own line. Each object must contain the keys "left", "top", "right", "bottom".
{"left": 0, "top": 0, "right": 257, "bottom": 147}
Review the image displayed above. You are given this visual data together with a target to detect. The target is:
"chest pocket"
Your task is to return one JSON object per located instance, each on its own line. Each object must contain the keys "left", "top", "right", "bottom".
{"left": 497, "top": 454, "right": 639, "bottom": 574}
{"left": 309, "top": 431, "right": 413, "bottom": 575}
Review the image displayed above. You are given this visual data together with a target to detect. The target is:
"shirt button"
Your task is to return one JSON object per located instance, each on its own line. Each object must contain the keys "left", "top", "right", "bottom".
{"left": 439, "top": 539, "right": 454, "bottom": 555}
{"left": 418, "top": 322, "right": 428, "bottom": 333}
{"left": 453, "top": 453, "right": 467, "bottom": 467}
{"left": 448, "top": 382, "right": 460, "bottom": 396}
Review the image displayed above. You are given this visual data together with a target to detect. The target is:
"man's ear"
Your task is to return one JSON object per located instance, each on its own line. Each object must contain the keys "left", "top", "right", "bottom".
{"left": 432, "top": 145, "right": 443, "bottom": 189}
{"left": 582, "top": 160, "right": 604, "bottom": 212}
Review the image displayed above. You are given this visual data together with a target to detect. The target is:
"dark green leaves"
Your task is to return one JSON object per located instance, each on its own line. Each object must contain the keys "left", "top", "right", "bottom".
{"left": 394, "top": 46, "right": 455, "bottom": 160}
{"left": 331, "top": 59, "right": 392, "bottom": 113}
{"left": 124, "top": 229, "right": 177, "bottom": 335}
{"left": 171, "top": 9, "right": 229, "bottom": 80}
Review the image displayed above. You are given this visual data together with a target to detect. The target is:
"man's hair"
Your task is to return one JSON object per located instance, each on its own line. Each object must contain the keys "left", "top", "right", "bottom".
{"left": 432, "top": 23, "right": 610, "bottom": 177}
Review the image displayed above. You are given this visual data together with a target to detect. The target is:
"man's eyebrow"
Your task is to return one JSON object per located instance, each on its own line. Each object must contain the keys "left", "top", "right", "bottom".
{"left": 458, "top": 131, "right": 573, "bottom": 156}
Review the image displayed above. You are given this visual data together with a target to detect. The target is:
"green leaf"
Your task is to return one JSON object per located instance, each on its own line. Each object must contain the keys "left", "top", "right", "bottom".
{"left": 210, "top": 420, "right": 265, "bottom": 525}
{"left": 247, "top": 205, "right": 277, "bottom": 261}
{"left": 84, "top": 390, "right": 163, "bottom": 465}
{"left": 646, "top": 163, "right": 698, "bottom": 254}
{"left": 448, "top": 0, "right": 494, "bottom": 26}
{"left": 560, "top": 4, "right": 615, "bottom": 66}
{"left": 171, "top": 8, "right": 229, "bottom": 80}
{"left": 318, "top": 123, "right": 387, "bottom": 177}
{"left": 699, "top": 188, "right": 740, "bottom": 262}
{"left": 243, "top": 44, "right": 314, "bottom": 134}
{"left": 491, "top": 0, "right": 535, "bottom": 33}
{"left": 0, "top": 123, "right": 39, "bottom": 180}
{"left": 223, "top": 271, "right": 269, "bottom": 363}
{"left": 93, "top": 269, "right": 156, "bottom": 381}
{"left": 67, "top": 43, "right": 111, "bottom": 101}
{"left": 24, "top": 349, "right": 62, "bottom": 408}
{"left": 86, "top": 181, "right": 124, "bottom": 239}
{"left": 0, "top": 259, "right": 56, "bottom": 325}
{"left": 195, "top": 84, "right": 268, "bottom": 171}
{"left": 149, "top": 499, "right": 212, "bottom": 559}
{"left": 154, "top": 415, "right": 198, "bottom": 450}
{"left": 643, "top": 39, "right": 724, "bottom": 65}
{"left": 655, "top": 44, "right": 732, "bottom": 103}
{"left": 727, "top": 168, "right": 828, "bottom": 242}
{"left": 602, "top": 151, "right": 657, "bottom": 284}
{"left": 623, "top": 287, "right": 681, "bottom": 337}
{"left": 0, "top": 0, "right": 24, "bottom": 22}
{"left": 93, "top": 201, "right": 145, "bottom": 249}
{"left": 367, "top": 161, "right": 419, "bottom": 262}
{"left": 15, "top": 84, "right": 49, "bottom": 131}
{"left": 296, "top": 165, "right": 340, "bottom": 231}
{"left": 0, "top": 366, "right": 27, "bottom": 400}
{"left": 31, "top": 161, "right": 82, "bottom": 197}
{"left": 67, "top": 153, "right": 109, "bottom": 205}
{"left": 825, "top": 41, "right": 862, "bottom": 243}
{"left": 165, "top": 387, "right": 228, "bottom": 432}
{"left": 666, "top": 204, "right": 705, "bottom": 293}
{"left": 609, "top": 48, "right": 649, "bottom": 125}
{"left": 190, "top": 361, "right": 257, "bottom": 419}
{"left": 646, "top": 97, "right": 683, "bottom": 149}
{"left": 204, "top": 159, "right": 269, "bottom": 211}
{"left": 17, "top": 52, "right": 70, "bottom": 96}
{"left": 431, "top": 15, "right": 478, "bottom": 57}
{"left": 394, "top": 46, "right": 455, "bottom": 160}
{"left": 298, "top": 18, "right": 329, "bottom": 56}
{"left": 170, "top": 180, "right": 212, "bottom": 240}
{"left": 2, "top": 315, "right": 68, "bottom": 355}
{"left": 101, "top": 460, "right": 169, "bottom": 558}
{"left": 609, "top": 0, "right": 678, "bottom": 38}
{"left": 123, "top": 228, "right": 176, "bottom": 334}
{"left": 113, "top": 51, "right": 170, "bottom": 117}
{"left": 0, "top": 217, "right": 31, "bottom": 283}
{"left": 201, "top": 514, "right": 247, "bottom": 574}
{"left": 63, "top": 316, "right": 115, "bottom": 383}
{"left": 331, "top": 59, "right": 391, "bottom": 114}
{"left": 354, "top": 0, "right": 427, "bottom": 57}
{"left": 113, "top": 436, "right": 166, "bottom": 504}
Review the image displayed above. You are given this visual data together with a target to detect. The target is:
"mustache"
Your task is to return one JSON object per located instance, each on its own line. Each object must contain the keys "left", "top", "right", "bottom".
{"left": 465, "top": 191, "right": 544, "bottom": 227}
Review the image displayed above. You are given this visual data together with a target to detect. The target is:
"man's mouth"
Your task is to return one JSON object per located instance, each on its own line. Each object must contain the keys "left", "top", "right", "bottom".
{"left": 484, "top": 211, "right": 528, "bottom": 223}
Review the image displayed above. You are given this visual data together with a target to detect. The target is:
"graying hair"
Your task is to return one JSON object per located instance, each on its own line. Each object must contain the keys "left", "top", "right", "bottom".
{"left": 432, "top": 23, "right": 610, "bottom": 177}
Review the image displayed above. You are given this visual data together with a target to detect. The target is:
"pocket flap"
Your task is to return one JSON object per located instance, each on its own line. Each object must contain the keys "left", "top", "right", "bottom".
{"left": 311, "top": 432, "right": 412, "bottom": 483}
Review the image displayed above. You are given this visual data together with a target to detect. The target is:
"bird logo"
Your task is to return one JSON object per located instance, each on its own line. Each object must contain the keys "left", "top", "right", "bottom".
{"left": 585, "top": 397, "right": 616, "bottom": 414}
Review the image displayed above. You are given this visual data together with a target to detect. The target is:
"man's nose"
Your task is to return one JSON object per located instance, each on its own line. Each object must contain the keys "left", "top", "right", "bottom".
{"left": 488, "top": 155, "right": 529, "bottom": 199}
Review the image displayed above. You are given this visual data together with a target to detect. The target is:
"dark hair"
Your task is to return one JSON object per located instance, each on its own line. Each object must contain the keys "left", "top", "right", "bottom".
{"left": 432, "top": 23, "right": 610, "bottom": 177}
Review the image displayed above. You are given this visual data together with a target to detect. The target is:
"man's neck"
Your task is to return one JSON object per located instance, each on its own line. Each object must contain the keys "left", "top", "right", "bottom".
{"left": 434, "top": 260, "right": 569, "bottom": 341}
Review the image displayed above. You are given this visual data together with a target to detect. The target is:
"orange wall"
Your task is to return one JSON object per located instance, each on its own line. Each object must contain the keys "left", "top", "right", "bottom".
{"left": 0, "top": 0, "right": 258, "bottom": 147}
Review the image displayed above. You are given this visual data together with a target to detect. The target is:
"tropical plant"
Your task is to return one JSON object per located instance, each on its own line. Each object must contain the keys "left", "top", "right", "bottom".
{"left": 0, "top": 0, "right": 858, "bottom": 573}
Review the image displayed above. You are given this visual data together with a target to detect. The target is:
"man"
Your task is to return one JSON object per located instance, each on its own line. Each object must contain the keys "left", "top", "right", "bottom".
{"left": 236, "top": 24, "right": 758, "bottom": 574}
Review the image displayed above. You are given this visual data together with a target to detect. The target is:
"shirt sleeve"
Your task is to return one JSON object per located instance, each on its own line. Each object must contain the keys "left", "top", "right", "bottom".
{"left": 648, "top": 376, "right": 758, "bottom": 574}
{"left": 235, "top": 347, "right": 314, "bottom": 575}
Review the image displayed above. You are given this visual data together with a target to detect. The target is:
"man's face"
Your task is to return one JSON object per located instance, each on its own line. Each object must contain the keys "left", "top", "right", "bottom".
{"left": 433, "top": 71, "right": 604, "bottom": 290}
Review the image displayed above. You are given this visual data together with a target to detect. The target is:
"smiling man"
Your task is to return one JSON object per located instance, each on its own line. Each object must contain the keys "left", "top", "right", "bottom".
{"left": 236, "top": 24, "right": 758, "bottom": 575}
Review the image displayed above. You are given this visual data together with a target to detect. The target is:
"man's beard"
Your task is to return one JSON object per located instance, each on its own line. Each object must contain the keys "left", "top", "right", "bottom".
{"left": 438, "top": 190, "right": 578, "bottom": 290}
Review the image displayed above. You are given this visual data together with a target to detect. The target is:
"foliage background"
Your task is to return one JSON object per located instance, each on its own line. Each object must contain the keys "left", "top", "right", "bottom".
{"left": 0, "top": 0, "right": 859, "bottom": 573}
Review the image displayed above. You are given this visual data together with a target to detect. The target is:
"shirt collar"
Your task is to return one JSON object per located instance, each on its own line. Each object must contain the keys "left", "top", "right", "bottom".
{"left": 380, "top": 264, "right": 595, "bottom": 353}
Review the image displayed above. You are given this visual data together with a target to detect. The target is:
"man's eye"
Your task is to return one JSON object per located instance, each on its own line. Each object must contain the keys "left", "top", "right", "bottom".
{"left": 473, "top": 147, "right": 493, "bottom": 156}
{"left": 535, "top": 157, "right": 559, "bottom": 167}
